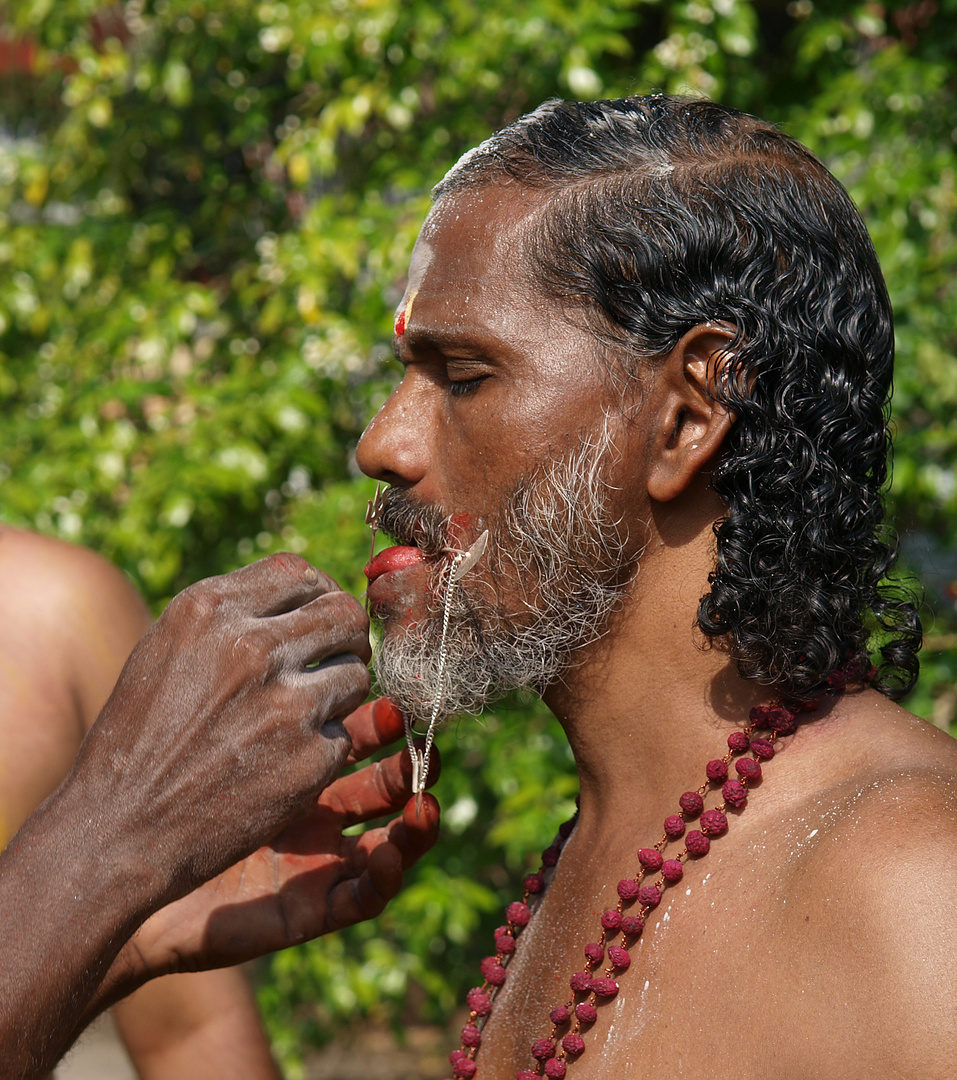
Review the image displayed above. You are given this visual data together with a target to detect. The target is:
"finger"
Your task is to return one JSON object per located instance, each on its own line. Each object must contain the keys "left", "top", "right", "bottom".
{"left": 208, "top": 553, "right": 342, "bottom": 617}
{"left": 343, "top": 698, "right": 406, "bottom": 764}
{"left": 379, "top": 793, "right": 441, "bottom": 870}
{"left": 366, "top": 840, "right": 405, "bottom": 900}
{"left": 273, "top": 590, "right": 371, "bottom": 668}
{"left": 317, "top": 749, "right": 410, "bottom": 824}
{"left": 324, "top": 842, "right": 403, "bottom": 932}
{"left": 302, "top": 656, "right": 372, "bottom": 732}
{"left": 318, "top": 742, "right": 440, "bottom": 826}
{"left": 307, "top": 714, "right": 354, "bottom": 791}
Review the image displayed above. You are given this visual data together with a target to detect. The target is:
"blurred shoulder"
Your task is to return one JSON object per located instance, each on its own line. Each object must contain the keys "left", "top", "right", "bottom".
{"left": 0, "top": 527, "right": 152, "bottom": 726}
{"left": 0, "top": 526, "right": 149, "bottom": 627}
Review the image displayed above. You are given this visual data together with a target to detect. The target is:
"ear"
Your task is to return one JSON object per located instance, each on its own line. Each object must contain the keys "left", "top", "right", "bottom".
{"left": 645, "top": 324, "right": 737, "bottom": 503}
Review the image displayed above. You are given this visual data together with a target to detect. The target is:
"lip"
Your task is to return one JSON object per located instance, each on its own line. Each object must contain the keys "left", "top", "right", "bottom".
{"left": 364, "top": 544, "right": 427, "bottom": 585}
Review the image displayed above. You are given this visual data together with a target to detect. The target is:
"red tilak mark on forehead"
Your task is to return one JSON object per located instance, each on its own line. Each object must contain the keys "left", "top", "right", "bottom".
{"left": 394, "top": 289, "right": 417, "bottom": 339}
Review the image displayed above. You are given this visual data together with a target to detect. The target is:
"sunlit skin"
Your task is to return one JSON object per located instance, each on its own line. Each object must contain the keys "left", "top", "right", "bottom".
{"left": 357, "top": 183, "right": 957, "bottom": 1079}
{"left": 0, "top": 527, "right": 281, "bottom": 1079}
{"left": 0, "top": 547, "right": 440, "bottom": 1080}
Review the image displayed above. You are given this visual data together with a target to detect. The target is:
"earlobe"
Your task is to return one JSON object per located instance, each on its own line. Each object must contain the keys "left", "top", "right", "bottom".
{"left": 646, "top": 324, "right": 737, "bottom": 503}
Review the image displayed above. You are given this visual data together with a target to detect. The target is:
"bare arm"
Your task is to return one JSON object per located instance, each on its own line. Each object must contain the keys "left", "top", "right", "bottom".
{"left": 0, "top": 554, "right": 375, "bottom": 1078}
{"left": 113, "top": 971, "right": 281, "bottom": 1080}
{"left": 0, "top": 531, "right": 283, "bottom": 1079}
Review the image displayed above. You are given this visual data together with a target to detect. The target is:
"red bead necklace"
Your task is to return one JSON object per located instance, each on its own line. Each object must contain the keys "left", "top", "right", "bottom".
{"left": 442, "top": 699, "right": 812, "bottom": 1080}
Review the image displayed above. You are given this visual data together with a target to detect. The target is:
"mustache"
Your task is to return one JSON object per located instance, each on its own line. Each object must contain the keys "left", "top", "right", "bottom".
{"left": 376, "top": 488, "right": 450, "bottom": 555}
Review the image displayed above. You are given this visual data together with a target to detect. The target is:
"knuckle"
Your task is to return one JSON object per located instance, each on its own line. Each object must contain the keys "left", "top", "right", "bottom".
{"left": 264, "top": 551, "right": 308, "bottom": 575}
{"left": 166, "top": 580, "right": 224, "bottom": 624}
{"left": 266, "top": 552, "right": 335, "bottom": 590}
{"left": 319, "top": 589, "right": 365, "bottom": 626}
{"left": 231, "top": 631, "right": 276, "bottom": 671}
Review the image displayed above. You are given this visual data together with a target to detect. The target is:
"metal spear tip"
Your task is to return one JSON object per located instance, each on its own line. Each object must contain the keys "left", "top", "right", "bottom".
{"left": 452, "top": 529, "right": 490, "bottom": 581}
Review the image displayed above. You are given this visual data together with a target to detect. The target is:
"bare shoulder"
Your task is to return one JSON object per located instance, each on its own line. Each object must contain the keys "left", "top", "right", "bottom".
{"left": 0, "top": 527, "right": 151, "bottom": 727}
{"left": 0, "top": 526, "right": 149, "bottom": 628}
{"left": 792, "top": 690, "right": 957, "bottom": 892}
{"left": 773, "top": 692, "right": 957, "bottom": 1074}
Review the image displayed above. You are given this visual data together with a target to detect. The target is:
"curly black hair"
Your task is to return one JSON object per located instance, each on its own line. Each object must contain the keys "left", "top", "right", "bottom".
{"left": 434, "top": 95, "right": 920, "bottom": 702}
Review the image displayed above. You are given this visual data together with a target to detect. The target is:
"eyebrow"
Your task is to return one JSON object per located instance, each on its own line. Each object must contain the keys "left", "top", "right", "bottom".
{"left": 396, "top": 324, "right": 509, "bottom": 359}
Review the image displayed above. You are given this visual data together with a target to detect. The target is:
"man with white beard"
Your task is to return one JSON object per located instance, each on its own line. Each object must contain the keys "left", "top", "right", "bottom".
{"left": 357, "top": 95, "right": 957, "bottom": 1080}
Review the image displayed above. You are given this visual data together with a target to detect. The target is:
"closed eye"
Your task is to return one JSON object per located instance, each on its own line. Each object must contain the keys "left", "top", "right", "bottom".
{"left": 449, "top": 375, "right": 488, "bottom": 397}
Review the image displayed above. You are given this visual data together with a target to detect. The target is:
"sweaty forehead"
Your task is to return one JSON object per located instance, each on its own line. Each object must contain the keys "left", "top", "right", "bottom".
{"left": 405, "top": 184, "right": 550, "bottom": 327}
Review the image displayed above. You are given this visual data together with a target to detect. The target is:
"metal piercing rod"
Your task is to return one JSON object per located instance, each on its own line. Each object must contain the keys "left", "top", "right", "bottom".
{"left": 364, "top": 483, "right": 385, "bottom": 611}
{"left": 408, "top": 529, "right": 489, "bottom": 812}
{"left": 362, "top": 488, "right": 488, "bottom": 811}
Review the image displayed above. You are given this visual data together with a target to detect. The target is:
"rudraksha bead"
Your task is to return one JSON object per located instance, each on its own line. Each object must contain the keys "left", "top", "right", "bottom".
{"left": 590, "top": 977, "right": 619, "bottom": 998}
{"left": 467, "top": 988, "right": 491, "bottom": 1016}
{"left": 584, "top": 942, "right": 604, "bottom": 966}
{"left": 570, "top": 971, "right": 591, "bottom": 993}
{"left": 608, "top": 945, "right": 630, "bottom": 969}
{"left": 575, "top": 1002, "right": 597, "bottom": 1024}
{"left": 461, "top": 1024, "right": 482, "bottom": 1048}
{"left": 544, "top": 1060, "right": 566, "bottom": 1078}
{"left": 727, "top": 730, "right": 750, "bottom": 751}
{"left": 617, "top": 878, "right": 640, "bottom": 900}
{"left": 494, "top": 927, "right": 517, "bottom": 954}
{"left": 549, "top": 1005, "right": 570, "bottom": 1026}
{"left": 706, "top": 759, "right": 729, "bottom": 782}
{"left": 541, "top": 846, "right": 561, "bottom": 867}
{"left": 661, "top": 859, "right": 683, "bottom": 883}
{"left": 685, "top": 830, "right": 710, "bottom": 856}
{"left": 600, "top": 909, "right": 622, "bottom": 931}
{"left": 735, "top": 757, "right": 762, "bottom": 781}
{"left": 663, "top": 815, "right": 685, "bottom": 838}
{"left": 531, "top": 1039, "right": 556, "bottom": 1061}
{"left": 506, "top": 902, "right": 531, "bottom": 927}
{"left": 722, "top": 779, "right": 747, "bottom": 807}
{"left": 562, "top": 1033, "right": 585, "bottom": 1055}
{"left": 524, "top": 872, "right": 545, "bottom": 894}
{"left": 749, "top": 737, "right": 775, "bottom": 759}
{"left": 480, "top": 957, "right": 507, "bottom": 986}
{"left": 452, "top": 1057, "right": 477, "bottom": 1079}
{"left": 749, "top": 705, "right": 770, "bottom": 725}
{"left": 700, "top": 808, "right": 728, "bottom": 835}
{"left": 679, "top": 790, "right": 704, "bottom": 815}
{"left": 638, "top": 847, "right": 663, "bottom": 870}
{"left": 620, "top": 915, "right": 644, "bottom": 936}
{"left": 766, "top": 706, "right": 796, "bottom": 734}
{"left": 638, "top": 884, "right": 662, "bottom": 907}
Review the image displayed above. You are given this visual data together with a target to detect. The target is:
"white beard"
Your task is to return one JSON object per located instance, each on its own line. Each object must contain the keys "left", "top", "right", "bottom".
{"left": 372, "top": 420, "right": 640, "bottom": 727}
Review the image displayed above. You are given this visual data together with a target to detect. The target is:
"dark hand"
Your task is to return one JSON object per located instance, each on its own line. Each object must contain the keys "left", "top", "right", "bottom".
{"left": 115, "top": 698, "right": 440, "bottom": 978}
{"left": 70, "top": 554, "right": 372, "bottom": 904}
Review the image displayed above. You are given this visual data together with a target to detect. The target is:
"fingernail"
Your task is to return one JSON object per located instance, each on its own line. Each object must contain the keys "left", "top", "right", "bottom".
{"left": 303, "top": 566, "right": 319, "bottom": 584}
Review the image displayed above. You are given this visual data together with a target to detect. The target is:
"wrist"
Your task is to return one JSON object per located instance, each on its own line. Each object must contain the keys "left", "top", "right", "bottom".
{"left": 0, "top": 765, "right": 173, "bottom": 1066}
{"left": 18, "top": 761, "right": 170, "bottom": 940}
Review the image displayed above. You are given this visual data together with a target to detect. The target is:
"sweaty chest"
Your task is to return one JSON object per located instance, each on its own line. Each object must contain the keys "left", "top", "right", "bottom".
{"left": 461, "top": 832, "right": 826, "bottom": 1080}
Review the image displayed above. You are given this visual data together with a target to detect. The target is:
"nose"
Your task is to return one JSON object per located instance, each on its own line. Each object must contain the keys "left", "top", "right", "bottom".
{"left": 355, "top": 379, "right": 430, "bottom": 489}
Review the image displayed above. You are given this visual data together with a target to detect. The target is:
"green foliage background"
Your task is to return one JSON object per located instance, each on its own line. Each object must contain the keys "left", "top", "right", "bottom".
{"left": 1, "top": 0, "right": 955, "bottom": 1070}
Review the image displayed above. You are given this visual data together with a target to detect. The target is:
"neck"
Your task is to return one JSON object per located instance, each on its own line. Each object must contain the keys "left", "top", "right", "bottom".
{"left": 542, "top": 514, "right": 768, "bottom": 839}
